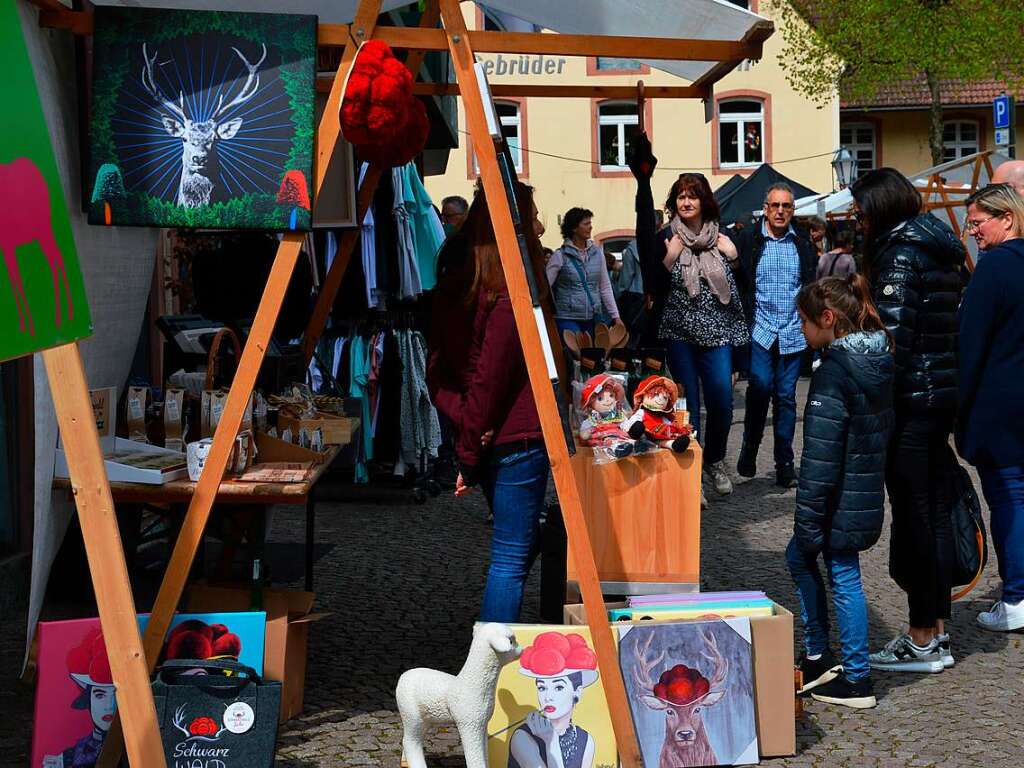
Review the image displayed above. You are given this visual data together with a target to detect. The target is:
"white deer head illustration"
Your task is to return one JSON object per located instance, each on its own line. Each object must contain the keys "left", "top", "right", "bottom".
{"left": 141, "top": 42, "right": 267, "bottom": 208}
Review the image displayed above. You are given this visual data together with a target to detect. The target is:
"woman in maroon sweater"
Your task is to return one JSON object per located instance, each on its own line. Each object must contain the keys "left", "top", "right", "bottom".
{"left": 428, "top": 183, "right": 554, "bottom": 623}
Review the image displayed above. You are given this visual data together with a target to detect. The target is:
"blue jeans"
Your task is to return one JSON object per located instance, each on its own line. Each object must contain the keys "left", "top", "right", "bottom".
{"left": 785, "top": 537, "right": 869, "bottom": 682}
{"left": 555, "top": 318, "right": 595, "bottom": 339}
{"left": 744, "top": 340, "right": 803, "bottom": 468}
{"left": 666, "top": 341, "right": 734, "bottom": 465}
{"left": 979, "top": 464, "right": 1024, "bottom": 604}
{"left": 479, "top": 447, "right": 551, "bottom": 622}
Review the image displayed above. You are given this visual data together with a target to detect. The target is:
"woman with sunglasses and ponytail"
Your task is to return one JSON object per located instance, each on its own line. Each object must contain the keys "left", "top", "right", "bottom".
{"left": 788, "top": 273, "right": 894, "bottom": 708}
{"left": 849, "top": 167, "right": 966, "bottom": 673}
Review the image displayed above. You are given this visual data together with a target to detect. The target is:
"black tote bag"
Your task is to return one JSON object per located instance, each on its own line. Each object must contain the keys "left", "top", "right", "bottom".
{"left": 950, "top": 462, "right": 989, "bottom": 600}
{"left": 152, "top": 659, "right": 281, "bottom": 768}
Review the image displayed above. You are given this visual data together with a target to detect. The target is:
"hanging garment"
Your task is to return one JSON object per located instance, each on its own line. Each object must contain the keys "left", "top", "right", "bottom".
{"left": 401, "top": 162, "right": 445, "bottom": 292}
{"left": 374, "top": 330, "right": 404, "bottom": 464}
{"left": 370, "top": 331, "right": 386, "bottom": 435}
{"left": 325, "top": 230, "right": 337, "bottom": 275}
{"left": 358, "top": 163, "right": 380, "bottom": 308}
{"left": 398, "top": 330, "right": 442, "bottom": 465}
{"left": 349, "top": 334, "right": 374, "bottom": 483}
{"left": 392, "top": 167, "right": 422, "bottom": 299}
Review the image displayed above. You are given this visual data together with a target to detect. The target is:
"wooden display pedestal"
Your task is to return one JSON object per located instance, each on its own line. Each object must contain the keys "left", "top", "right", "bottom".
{"left": 567, "top": 444, "right": 702, "bottom": 594}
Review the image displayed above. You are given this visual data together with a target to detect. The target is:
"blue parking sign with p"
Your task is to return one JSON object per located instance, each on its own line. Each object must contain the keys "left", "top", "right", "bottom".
{"left": 994, "top": 95, "right": 1011, "bottom": 129}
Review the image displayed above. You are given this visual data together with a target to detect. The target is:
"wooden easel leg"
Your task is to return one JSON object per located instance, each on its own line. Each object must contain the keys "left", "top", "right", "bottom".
{"left": 42, "top": 343, "right": 166, "bottom": 768}
{"left": 437, "top": 2, "right": 642, "bottom": 765}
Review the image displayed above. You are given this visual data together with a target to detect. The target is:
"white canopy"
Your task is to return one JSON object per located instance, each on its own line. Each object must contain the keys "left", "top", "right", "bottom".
{"left": 95, "top": 0, "right": 770, "bottom": 84}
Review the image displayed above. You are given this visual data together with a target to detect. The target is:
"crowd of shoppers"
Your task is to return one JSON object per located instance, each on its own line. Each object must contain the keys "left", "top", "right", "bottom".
{"left": 428, "top": 156, "right": 1024, "bottom": 710}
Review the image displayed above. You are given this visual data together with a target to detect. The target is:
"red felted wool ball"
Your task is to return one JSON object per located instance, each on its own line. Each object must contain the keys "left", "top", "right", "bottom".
{"left": 565, "top": 646, "right": 597, "bottom": 671}
{"left": 381, "top": 57, "right": 413, "bottom": 100}
{"left": 170, "top": 620, "right": 214, "bottom": 642}
{"left": 667, "top": 678, "right": 696, "bottom": 704}
{"left": 210, "top": 624, "right": 228, "bottom": 640}
{"left": 166, "top": 630, "right": 213, "bottom": 661}
{"left": 529, "top": 647, "right": 566, "bottom": 676}
{"left": 353, "top": 39, "right": 391, "bottom": 77}
{"left": 533, "top": 632, "right": 572, "bottom": 658}
{"left": 89, "top": 651, "right": 113, "bottom": 686}
{"left": 212, "top": 632, "right": 241, "bottom": 658}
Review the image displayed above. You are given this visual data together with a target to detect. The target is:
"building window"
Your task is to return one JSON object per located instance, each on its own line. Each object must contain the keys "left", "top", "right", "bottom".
{"left": 596, "top": 57, "right": 644, "bottom": 71}
{"left": 840, "top": 122, "right": 877, "bottom": 179}
{"left": 943, "top": 120, "right": 979, "bottom": 162}
{"left": 597, "top": 101, "right": 640, "bottom": 170}
{"left": 470, "top": 100, "right": 526, "bottom": 177}
{"left": 718, "top": 99, "right": 764, "bottom": 167}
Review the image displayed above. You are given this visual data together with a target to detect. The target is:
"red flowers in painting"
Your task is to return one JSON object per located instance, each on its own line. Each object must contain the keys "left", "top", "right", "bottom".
{"left": 653, "top": 664, "right": 711, "bottom": 705}
{"left": 188, "top": 716, "right": 219, "bottom": 737}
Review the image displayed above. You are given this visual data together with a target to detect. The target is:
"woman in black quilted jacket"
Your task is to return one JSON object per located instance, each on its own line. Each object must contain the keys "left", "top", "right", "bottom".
{"left": 787, "top": 274, "right": 894, "bottom": 709}
{"left": 850, "top": 168, "right": 967, "bottom": 673}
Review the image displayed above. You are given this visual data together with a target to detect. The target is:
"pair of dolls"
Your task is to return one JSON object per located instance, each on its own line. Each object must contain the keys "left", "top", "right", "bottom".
{"left": 578, "top": 373, "right": 691, "bottom": 457}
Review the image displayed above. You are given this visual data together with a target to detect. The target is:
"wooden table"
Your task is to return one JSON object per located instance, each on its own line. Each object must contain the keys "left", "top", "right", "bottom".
{"left": 54, "top": 446, "right": 341, "bottom": 591}
{"left": 567, "top": 444, "right": 702, "bottom": 594}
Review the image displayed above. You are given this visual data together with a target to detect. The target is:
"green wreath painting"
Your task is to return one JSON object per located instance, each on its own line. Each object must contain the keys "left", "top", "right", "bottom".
{"left": 88, "top": 6, "right": 316, "bottom": 231}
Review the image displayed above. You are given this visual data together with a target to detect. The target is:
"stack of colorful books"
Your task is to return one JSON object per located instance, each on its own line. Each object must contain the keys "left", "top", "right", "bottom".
{"left": 608, "top": 591, "right": 774, "bottom": 622}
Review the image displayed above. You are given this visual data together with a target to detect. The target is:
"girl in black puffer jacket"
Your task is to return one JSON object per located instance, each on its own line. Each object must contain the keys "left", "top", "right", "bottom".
{"left": 787, "top": 274, "right": 894, "bottom": 709}
{"left": 850, "top": 168, "right": 967, "bottom": 674}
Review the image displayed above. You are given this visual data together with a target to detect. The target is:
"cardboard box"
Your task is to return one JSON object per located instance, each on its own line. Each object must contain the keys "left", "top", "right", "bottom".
{"left": 279, "top": 413, "right": 359, "bottom": 446}
{"left": 186, "top": 585, "right": 329, "bottom": 722}
{"left": 563, "top": 600, "right": 796, "bottom": 758}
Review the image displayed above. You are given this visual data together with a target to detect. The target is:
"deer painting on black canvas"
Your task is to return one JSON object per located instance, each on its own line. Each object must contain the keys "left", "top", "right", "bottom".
{"left": 87, "top": 7, "right": 316, "bottom": 230}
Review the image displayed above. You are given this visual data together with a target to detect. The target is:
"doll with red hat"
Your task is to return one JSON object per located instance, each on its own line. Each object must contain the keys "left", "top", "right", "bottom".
{"left": 577, "top": 373, "right": 635, "bottom": 459}
{"left": 509, "top": 632, "right": 600, "bottom": 768}
{"left": 624, "top": 375, "right": 692, "bottom": 453}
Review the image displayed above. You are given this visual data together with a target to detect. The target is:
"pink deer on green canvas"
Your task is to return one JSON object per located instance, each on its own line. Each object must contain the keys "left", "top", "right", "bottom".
{"left": 0, "top": 157, "right": 73, "bottom": 336}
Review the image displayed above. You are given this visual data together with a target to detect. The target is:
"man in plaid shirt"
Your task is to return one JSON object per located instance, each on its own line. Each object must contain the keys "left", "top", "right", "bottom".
{"left": 730, "top": 183, "right": 819, "bottom": 487}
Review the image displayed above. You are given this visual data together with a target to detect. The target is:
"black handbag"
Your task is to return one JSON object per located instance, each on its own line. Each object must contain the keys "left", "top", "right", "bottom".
{"left": 950, "top": 462, "right": 989, "bottom": 600}
{"left": 152, "top": 659, "right": 281, "bottom": 768}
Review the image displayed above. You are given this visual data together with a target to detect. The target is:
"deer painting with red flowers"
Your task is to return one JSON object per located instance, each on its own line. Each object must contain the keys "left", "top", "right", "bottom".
{"left": 632, "top": 627, "right": 730, "bottom": 768}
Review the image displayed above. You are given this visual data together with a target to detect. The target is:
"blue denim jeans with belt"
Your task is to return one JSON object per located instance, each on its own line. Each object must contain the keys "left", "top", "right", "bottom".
{"left": 479, "top": 446, "right": 551, "bottom": 623}
{"left": 979, "top": 464, "right": 1024, "bottom": 604}
{"left": 785, "top": 537, "right": 870, "bottom": 682}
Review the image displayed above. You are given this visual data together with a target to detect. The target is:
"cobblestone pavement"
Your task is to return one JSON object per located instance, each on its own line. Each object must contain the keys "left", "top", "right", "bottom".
{"left": 2, "top": 380, "right": 1023, "bottom": 766}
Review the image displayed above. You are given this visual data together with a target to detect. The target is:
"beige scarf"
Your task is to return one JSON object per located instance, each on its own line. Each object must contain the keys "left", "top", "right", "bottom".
{"left": 669, "top": 217, "right": 732, "bottom": 305}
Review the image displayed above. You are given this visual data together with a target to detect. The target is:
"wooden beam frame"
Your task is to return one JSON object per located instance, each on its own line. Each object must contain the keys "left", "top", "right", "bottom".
{"left": 319, "top": 24, "right": 770, "bottom": 63}
{"left": 438, "top": 0, "right": 642, "bottom": 764}
{"left": 48, "top": 0, "right": 776, "bottom": 763}
{"left": 43, "top": 344, "right": 166, "bottom": 767}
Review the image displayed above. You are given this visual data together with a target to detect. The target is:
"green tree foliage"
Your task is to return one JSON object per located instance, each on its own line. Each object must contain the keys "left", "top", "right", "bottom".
{"left": 769, "top": 0, "right": 1024, "bottom": 164}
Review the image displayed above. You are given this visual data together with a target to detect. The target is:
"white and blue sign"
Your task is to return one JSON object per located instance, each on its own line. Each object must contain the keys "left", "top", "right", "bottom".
{"left": 994, "top": 94, "right": 1011, "bottom": 129}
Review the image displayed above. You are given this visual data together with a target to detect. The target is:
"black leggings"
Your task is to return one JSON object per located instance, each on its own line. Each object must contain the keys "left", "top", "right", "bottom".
{"left": 886, "top": 410, "right": 956, "bottom": 628}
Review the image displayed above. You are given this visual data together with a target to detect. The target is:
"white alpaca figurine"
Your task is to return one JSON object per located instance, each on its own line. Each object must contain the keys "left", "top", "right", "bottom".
{"left": 396, "top": 622, "right": 521, "bottom": 768}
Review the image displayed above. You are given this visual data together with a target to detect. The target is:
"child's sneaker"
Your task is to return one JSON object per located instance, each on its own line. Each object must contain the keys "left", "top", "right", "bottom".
{"left": 936, "top": 633, "right": 954, "bottom": 668}
{"left": 868, "top": 634, "right": 944, "bottom": 673}
{"left": 797, "top": 649, "right": 842, "bottom": 694}
{"left": 810, "top": 674, "right": 876, "bottom": 709}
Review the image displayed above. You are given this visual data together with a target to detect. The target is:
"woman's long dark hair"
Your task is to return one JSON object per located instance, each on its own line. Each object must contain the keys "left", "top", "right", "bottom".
{"left": 664, "top": 173, "right": 720, "bottom": 224}
{"left": 850, "top": 167, "right": 921, "bottom": 251}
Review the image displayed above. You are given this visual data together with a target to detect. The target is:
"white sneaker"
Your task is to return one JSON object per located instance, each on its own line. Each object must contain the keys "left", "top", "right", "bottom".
{"left": 703, "top": 461, "right": 733, "bottom": 496}
{"left": 868, "top": 634, "right": 944, "bottom": 673}
{"left": 936, "top": 633, "right": 954, "bottom": 668}
{"left": 977, "top": 600, "right": 1024, "bottom": 632}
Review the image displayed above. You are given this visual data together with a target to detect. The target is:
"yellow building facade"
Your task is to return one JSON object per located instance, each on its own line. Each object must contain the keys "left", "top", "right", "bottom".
{"left": 425, "top": 3, "right": 838, "bottom": 253}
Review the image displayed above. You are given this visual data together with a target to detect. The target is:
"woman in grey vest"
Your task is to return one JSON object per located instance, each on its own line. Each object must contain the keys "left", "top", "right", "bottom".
{"left": 545, "top": 207, "right": 621, "bottom": 337}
